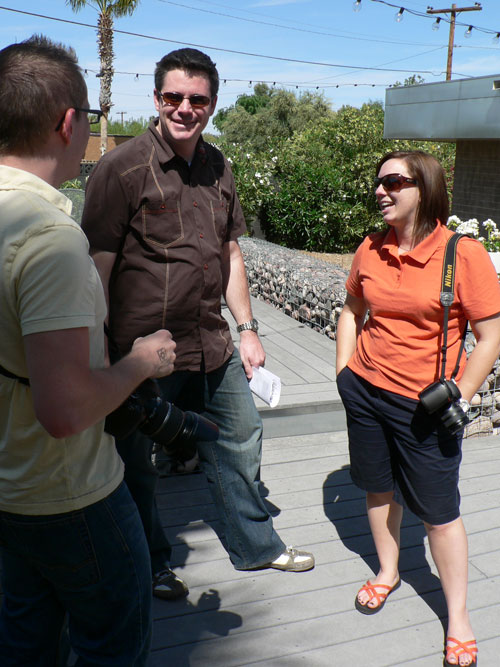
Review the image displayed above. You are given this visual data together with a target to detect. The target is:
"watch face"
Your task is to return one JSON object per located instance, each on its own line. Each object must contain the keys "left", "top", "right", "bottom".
{"left": 238, "top": 319, "right": 258, "bottom": 332}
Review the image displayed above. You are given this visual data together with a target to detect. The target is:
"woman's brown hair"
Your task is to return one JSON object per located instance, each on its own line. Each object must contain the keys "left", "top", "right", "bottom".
{"left": 376, "top": 150, "right": 449, "bottom": 247}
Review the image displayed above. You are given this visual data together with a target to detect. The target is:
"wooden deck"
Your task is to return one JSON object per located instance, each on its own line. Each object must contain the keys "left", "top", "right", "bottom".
{"left": 150, "top": 297, "right": 500, "bottom": 666}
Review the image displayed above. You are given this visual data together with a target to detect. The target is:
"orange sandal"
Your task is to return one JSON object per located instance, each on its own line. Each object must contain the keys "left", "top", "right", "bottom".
{"left": 354, "top": 578, "right": 401, "bottom": 615}
{"left": 444, "top": 637, "right": 478, "bottom": 666}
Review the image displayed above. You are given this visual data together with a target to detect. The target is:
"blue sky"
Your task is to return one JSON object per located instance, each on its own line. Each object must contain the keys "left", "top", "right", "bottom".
{"left": 1, "top": 0, "right": 499, "bottom": 131}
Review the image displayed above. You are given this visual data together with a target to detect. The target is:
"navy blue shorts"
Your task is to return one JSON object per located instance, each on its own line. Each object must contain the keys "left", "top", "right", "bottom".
{"left": 336, "top": 367, "right": 463, "bottom": 525}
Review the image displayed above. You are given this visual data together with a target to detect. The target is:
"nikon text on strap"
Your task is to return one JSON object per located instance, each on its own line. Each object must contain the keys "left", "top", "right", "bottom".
{"left": 439, "top": 233, "right": 467, "bottom": 383}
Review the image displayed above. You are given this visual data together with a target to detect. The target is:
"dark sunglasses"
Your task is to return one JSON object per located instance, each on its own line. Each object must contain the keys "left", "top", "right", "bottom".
{"left": 374, "top": 173, "right": 417, "bottom": 192}
{"left": 157, "top": 91, "right": 211, "bottom": 108}
{"left": 55, "top": 107, "right": 103, "bottom": 132}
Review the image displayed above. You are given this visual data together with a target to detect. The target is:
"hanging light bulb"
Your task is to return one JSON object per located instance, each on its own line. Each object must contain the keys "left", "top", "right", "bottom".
{"left": 432, "top": 17, "right": 441, "bottom": 31}
{"left": 394, "top": 8, "right": 404, "bottom": 23}
{"left": 353, "top": 0, "right": 362, "bottom": 12}
{"left": 492, "top": 32, "right": 500, "bottom": 45}
{"left": 464, "top": 25, "right": 473, "bottom": 38}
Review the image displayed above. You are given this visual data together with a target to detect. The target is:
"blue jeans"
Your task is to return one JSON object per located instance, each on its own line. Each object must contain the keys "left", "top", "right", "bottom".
{"left": 0, "top": 482, "right": 152, "bottom": 666}
{"left": 117, "top": 350, "right": 285, "bottom": 571}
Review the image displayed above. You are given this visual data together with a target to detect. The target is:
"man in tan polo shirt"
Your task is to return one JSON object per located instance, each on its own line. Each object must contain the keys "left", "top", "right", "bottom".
{"left": 0, "top": 35, "right": 176, "bottom": 664}
{"left": 82, "top": 47, "right": 315, "bottom": 600}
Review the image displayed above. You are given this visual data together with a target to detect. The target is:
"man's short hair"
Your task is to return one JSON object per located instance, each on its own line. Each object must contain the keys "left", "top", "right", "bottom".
{"left": 0, "top": 34, "right": 87, "bottom": 156}
{"left": 155, "top": 48, "right": 219, "bottom": 99}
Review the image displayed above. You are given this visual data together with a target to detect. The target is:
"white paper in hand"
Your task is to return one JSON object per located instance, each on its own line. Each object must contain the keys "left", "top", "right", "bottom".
{"left": 249, "top": 367, "right": 281, "bottom": 408}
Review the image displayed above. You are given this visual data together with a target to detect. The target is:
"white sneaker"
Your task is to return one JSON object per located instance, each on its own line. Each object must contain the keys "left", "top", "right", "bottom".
{"left": 269, "top": 546, "right": 315, "bottom": 572}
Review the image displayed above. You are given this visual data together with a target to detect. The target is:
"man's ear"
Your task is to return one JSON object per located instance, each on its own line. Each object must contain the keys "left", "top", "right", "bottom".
{"left": 153, "top": 90, "right": 161, "bottom": 114}
{"left": 58, "top": 109, "right": 75, "bottom": 145}
{"left": 209, "top": 95, "right": 218, "bottom": 117}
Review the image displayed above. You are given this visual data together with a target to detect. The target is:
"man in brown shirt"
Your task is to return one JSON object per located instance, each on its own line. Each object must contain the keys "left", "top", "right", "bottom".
{"left": 82, "top": 48, "right": 314, "bottom": 599}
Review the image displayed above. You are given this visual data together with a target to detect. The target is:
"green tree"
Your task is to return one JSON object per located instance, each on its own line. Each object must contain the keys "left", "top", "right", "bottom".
{"left": 218, "top": 101, "right": 456, "bottom": 252}
{"left": 106, "top": 115, "right": 151, "bottom": 136}
{"left": 66, "top": 0, "right": 140, "bottom": 155}
{"left": 391, "top": 74, "right": 425, "bottom": 88}
{"left": 214, "top": 85, "right": 335, "bottom": 152}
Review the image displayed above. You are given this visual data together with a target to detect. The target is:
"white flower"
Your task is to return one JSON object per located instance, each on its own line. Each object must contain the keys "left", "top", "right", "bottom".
{"left": 255, "top": 172, "right": 261, "bottom": 178}
{"left": 484, "top": 218, "right": 497, "bottom": 232}
{"left": 449, "top": 217, "right": 479, "bottom": 237}
{"left": 227, "top": 157, "right": 233, "bottom": 164}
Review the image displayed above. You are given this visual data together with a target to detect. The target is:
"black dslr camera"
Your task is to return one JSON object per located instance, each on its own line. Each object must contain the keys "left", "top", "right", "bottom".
{"left": 418, "top": 379, "right": 469, "bottom": 435}
{"left": 105, "top": 378, "right": 219, "bottom": 462}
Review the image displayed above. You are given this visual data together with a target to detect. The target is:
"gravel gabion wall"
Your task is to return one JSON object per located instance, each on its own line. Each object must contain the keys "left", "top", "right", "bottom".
{"left": 240, "top": 236, "right": 499, "bottom": 438}
{"left": 239, "top": 237, "right": 348, "bottom": 340}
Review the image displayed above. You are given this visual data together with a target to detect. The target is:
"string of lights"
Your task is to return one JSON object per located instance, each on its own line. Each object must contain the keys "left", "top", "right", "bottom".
{"left": 0, "top": 5, "right": 448, "bottom": 75}
{"left": 85, "top": 67, "right": 393, "bottom": 89}
{"left": 354, "top": 0, "right": 500, "bottom": 41}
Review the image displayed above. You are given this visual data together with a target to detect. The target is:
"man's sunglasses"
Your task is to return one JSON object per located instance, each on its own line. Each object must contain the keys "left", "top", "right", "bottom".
{"left": 55, "top": 108, "right": 103, "bottom": 132}
{"left": 373, "top": 174, "right": 417, "bottom": 192}
{"left": 157, "top": 91, "right": 211, "bottom": 108}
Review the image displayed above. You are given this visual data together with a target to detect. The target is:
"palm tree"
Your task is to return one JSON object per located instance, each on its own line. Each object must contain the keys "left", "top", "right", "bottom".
{"left": 66, "top": 0, "right": 140, "bottom": 155}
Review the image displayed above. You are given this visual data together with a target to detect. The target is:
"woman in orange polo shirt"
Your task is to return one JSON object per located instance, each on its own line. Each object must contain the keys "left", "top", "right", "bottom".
{"left": 336, "top": 150, "right": 500, "bottom": 666}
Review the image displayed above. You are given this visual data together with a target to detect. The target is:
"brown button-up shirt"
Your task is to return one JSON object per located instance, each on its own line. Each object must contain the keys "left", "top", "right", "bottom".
{"left": 81, "top": 122, "right": 247, "bottom": 372}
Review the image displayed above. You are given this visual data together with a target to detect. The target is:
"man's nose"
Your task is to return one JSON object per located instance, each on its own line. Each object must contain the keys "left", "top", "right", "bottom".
{"left": 178, "top": 98, "right": 194, "bottom": 112}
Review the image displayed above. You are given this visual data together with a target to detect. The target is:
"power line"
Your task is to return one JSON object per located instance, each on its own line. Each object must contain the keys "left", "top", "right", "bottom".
{"left": 159, "top": 0, "right": 440, "bottom": 48}
{"left": 0, "top": 5, "right": 445, "bottom": 76}
{"left": 427, "top": 3, "right": 483, "bottom": 80}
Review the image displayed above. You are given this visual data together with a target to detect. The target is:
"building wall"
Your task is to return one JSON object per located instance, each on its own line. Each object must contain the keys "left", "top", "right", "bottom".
{"left": 83, "top": 133, "right": 132, "bottom": 162}
{"left": 452, "top": 140, "right": 500, "bottom": 223}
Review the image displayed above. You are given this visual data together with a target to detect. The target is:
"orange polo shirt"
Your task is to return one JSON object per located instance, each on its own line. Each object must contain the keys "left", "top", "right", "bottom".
{"left": 346, "top": 223, "right": 500, "bottom": 400}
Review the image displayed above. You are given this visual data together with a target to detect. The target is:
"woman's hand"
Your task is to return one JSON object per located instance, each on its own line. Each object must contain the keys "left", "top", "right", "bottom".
{"left": 336, "top": 293, "right": 367, "bottom": 375}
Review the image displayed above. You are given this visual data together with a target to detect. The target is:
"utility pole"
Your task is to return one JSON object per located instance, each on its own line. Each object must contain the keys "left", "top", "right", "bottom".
{"left": 116, "top": 111, "right": 128, "bottom": 125}
{"left": 427, "top": 3, "right": 482, "bottom": 80}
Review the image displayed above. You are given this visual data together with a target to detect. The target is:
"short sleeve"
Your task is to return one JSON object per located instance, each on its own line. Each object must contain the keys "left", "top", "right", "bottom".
{"left": 345, "top": 236, "right": 370, "bottom": 298}
{"left": 82, "top": 159, "right": 131, "bottom": 252}
{"left": 455, "top": 237, "right": 500, "bottom": 321}
{"left": 14, "top": 224, "right": 98, "bottom": 335}
{"left": 224, "top": 160, "right": 247, "bottom": 242}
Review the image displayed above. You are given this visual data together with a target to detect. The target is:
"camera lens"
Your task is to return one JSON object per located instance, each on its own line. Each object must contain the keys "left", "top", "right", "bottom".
{"left": 440, "top": 401, "right": 469, "bottom": 435}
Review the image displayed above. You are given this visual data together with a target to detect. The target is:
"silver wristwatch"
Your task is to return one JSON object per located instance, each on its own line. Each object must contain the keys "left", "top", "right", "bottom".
{"left": 236, "top": 318, "right": 259, "bottom": 333}
{"left": 458, "top": 398, "right": 470, "bottom": 413}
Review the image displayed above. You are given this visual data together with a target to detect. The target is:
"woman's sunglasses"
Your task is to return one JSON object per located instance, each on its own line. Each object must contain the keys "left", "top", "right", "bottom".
{"left": 157, "top": 91, "right": 211, "bottom": 108}
{"left": 373, "top": 174, "right": 417, "bottom": 192}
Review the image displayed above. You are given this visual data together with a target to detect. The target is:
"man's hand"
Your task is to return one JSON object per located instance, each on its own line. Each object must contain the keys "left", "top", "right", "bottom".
{"left": 130, "top": 330, "right": 176, "bottom": 379}
{"left": 239, "top": 330, "right": 265, "bottom": 379}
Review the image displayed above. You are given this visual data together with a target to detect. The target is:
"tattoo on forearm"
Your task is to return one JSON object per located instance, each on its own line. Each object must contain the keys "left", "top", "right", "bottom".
{"left": 157, "top": 347, "right": 168, "bottom": 362}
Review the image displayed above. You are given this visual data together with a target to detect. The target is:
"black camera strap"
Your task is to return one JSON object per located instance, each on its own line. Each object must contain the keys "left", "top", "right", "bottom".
{"left": 439, "top": 233, "right": 467, "bottom": 382}
{"left": 0, "top": 364, "right": 30, "bottom": 386}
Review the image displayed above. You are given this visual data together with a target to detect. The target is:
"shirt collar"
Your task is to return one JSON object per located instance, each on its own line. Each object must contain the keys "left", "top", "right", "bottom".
{"left": 0, "top": 165, "right": 73, "bottom": 216}
{"left": 381, "top": 222, "right": 447, "bottom": 265}
{"left": 148, "top": 119, "right": 207, "bottom": 167}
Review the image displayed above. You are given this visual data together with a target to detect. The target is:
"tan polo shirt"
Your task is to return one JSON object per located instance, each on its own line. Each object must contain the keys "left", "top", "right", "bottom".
{"left": 0, "top": 166, "right": 123, "bottom": 515}
{"left": 82, "top": 122, "right": 247, "bottom": 372}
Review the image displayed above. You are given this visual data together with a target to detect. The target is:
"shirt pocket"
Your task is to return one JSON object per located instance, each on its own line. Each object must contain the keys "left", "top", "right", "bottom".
{"left": 142, "top": 199, "right": 183, "bottom": 248}
{"left": 210, "top": 199, "right": 229, "bottom": 243}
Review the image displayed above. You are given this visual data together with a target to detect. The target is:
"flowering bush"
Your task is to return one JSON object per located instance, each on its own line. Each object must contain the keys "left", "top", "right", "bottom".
{"left": 447, "top": 215, "right": 500, "bottom": 252}
{"left": 215, "top": 98, "right": 455, "bottom": 252}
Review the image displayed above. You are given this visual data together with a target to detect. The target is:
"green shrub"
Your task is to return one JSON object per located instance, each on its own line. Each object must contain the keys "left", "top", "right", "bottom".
{"left": 217, "top": 101, "right": 455, "bottom": 252}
